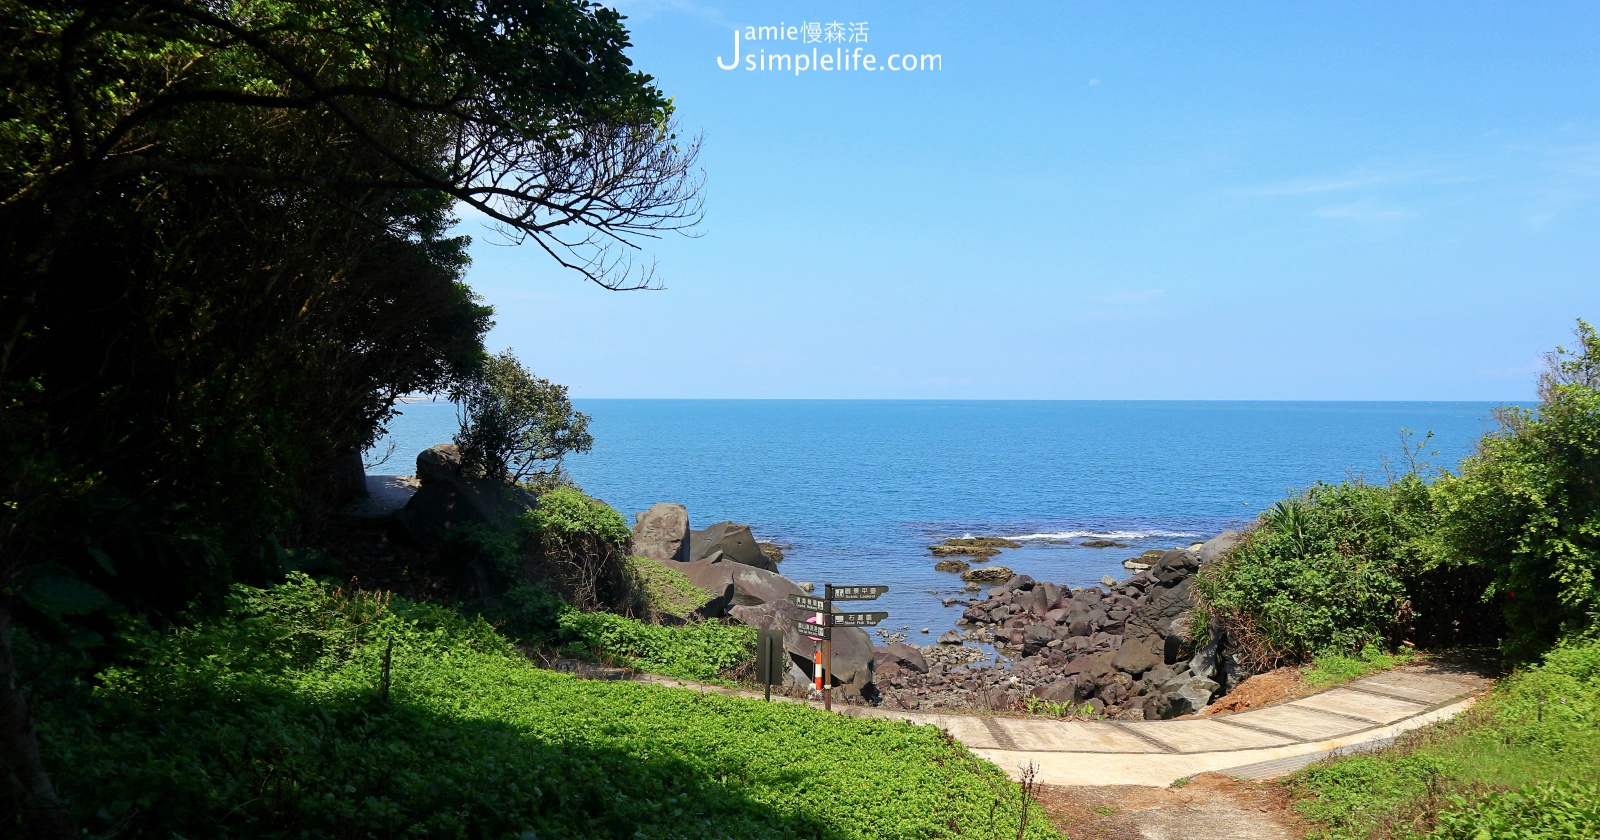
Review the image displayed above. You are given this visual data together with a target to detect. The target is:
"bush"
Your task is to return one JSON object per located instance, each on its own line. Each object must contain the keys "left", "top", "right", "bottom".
{"left": 557, "top": 610, "right": 756, "bottom": 682}
{"left": 451, "top": 350, "right": 593, "bottom": 488}
{"left": 38, "top": 575, "right": 1059, "bottom": 839}
{"left": 627, "top": 555, "right": 714, "bottom": 617}
{"left": 1196, "top": 477, "right": 1436, "bottom": 667}
{"left": 1431, "top": 320, "right": 1600, "bottom": 660}
{"left": 523, "top": 487, "right": 633, "bottom": 610}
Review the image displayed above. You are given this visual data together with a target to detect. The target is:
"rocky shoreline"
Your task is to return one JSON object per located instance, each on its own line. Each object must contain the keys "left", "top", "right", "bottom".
{"left": 874, "top": 531, "right": 1245, "bottom": 718}
{"left": 625, "top": 497, "right": 1255, "bottom": 718}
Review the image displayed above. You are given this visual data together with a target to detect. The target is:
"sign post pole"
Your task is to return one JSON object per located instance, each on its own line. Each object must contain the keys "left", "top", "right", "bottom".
{"left": 823, "top": 582, "right": 833, "bottom": 712}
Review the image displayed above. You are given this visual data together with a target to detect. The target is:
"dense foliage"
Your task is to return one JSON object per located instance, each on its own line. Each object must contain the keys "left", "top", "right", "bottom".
{"left": 557, "top": 609, "right": 755, "bottom": 683}
{"left": 1195, "top": 477, "right": 1446, "bottom": 666}
{"left": 522, "top": 487, "right": 634, "bottom": 610}
{"left": 1431, "top": 321, "right": 1600, "bottom": 659}
{"left": 1, "top": 5, "right": 699, "bottom": 823}
{"left": 452, "top": 349, "right": 594, "bottom": 488}
{"left": 36, "top": 576, "right": 1058, "bottom": 839}
{"left": 1286, "top": 635, "right": 1600, "bottom": 839}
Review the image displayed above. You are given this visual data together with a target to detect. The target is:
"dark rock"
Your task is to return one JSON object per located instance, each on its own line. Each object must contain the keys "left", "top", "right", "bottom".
{"left": 961, "top": 565, "right": 1013, "bottom": 584}
{"left": 1080, "top": 539, "right": 1128, "bottom": 548}
{"left": 1111, "top": 641, "right": 1162, "bottom": 677}
{"left": 690, "top": 521, "right": 777, "bottom": 571}
{"left": 392, "top": 466, "right": 537, "bottom": 546}
{"left": 729, "top": 599, "right": 873, "bottom": 696}
{"left": 1197, "top": 530, "right": 1243, "bottom": 565}
{"left": 883, "top": 641, "right": 928, "bottom": 673}
{"left": 934, "top": 559, "right": 971, "bottom": 573}
{"left": 416, "top": 443, "right": 462, "bottom": 483}
{"left": 631, "top": 503, "right": 691, "bottom": 563}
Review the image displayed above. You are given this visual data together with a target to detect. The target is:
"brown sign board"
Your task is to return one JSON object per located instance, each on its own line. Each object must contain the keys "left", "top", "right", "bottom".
{"left": 793, "top": 619, "right": 830, "bottom": 639}
{"left": 828, "top": 584, "right": 888, "bottom": 601}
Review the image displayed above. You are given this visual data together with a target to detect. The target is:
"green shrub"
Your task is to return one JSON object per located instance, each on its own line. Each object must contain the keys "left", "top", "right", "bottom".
{"left": 1196, "top": 478, "right": 1436, "bottom": 666}
{"left": 557, "top": 609, "right": 755, "bottom": 683}
{"left": 440, "top": 522, "right": 524, "bottom": 585}
{"left": 523, "top": 487, "right": 633, "bottom": 610}
{"left": 39, "top": 575, "right": 1059, "bottom": 839}
{"left": 627, "top": 555, "right": 713, "bottom": 617}
{"left": 1431, "top": 320, "right": 1600, "bottom": 660}
{"left": 1430, "top": 781, "right": 1600, "bottom": 839}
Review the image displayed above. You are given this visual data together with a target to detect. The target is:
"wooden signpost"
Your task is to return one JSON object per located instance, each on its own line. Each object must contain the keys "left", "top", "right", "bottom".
{"left": 787, "top": 582, "right": 888, "bottom": 711}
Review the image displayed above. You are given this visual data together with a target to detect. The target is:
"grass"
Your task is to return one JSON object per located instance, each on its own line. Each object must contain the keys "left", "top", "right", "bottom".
{"left": 39, "top": 574, "right": 1061, "bottom": 839}
{"left": 626, "top": 554, "right": 713, "bottom": 616}
{"left": 1284, "top": 637, "right": 1600, "bottom": 839}
{"left": 1302, "top": 644, "right": 1417, "bottom": 689}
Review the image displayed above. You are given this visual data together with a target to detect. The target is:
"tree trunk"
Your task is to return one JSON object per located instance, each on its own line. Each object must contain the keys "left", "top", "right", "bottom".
{"left": 0, "top": 602, "right": 75, "bottom": 838}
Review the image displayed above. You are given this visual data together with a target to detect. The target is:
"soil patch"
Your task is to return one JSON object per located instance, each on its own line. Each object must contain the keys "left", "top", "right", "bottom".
{"left": 1201, "top": 667, "right": 1309, "bottom": 716}
{"left": 1032, "top": 773, "right": 1304, "bottom": 840}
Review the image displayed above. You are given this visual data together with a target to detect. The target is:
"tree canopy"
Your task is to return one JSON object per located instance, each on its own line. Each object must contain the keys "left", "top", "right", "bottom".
{"left": 0, "top": 3, "right": 699, "bottom": 830}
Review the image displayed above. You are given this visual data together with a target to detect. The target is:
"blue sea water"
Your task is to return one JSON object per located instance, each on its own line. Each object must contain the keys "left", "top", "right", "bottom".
{"left": 371, "top": 400, "right": 1506, "bottom": 643}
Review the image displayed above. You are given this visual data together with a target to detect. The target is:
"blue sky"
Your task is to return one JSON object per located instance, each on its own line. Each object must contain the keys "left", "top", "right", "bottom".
{"left": 462, "top": 1, "right": 1599, "bottom": 399}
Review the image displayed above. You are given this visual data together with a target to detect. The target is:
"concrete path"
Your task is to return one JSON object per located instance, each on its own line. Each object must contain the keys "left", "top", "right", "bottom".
{"left": 639, "top": 664, "right": 1491, "bottom": 787}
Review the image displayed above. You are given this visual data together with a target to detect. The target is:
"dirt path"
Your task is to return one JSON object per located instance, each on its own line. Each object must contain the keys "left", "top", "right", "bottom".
{"left": 1033, "top": 773, "right": 1304, "bottom": 840}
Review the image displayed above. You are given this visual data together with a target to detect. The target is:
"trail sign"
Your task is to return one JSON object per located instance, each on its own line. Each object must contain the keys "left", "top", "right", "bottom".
{"left": 828, "top": 584, "right": 888, "bottom": 601}
{"left": 754, "top": 629, "right": 786, "bottom": 701}
{"left": 793, "top": 619, "right": 830, "bottom": 640}
{"left": 830, "top": 611, "right": 888, "bottom": 628}
{"left": 788, "top": 593, "right": 827, "bottom": 611}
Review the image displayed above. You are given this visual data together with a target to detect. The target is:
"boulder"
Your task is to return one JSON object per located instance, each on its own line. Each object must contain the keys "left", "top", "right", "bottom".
{"left": 1197, "top": 530, "right": 1243, "bottom": 565}
{"left": 1111, "top": 640, "right": 1162, "bottom": 677}
{"left": 674, "top": 551, "right": 803, "bottom": 615}
{"left": 416, "top": 443, "right": 462, "bottom": 483}
{"left": 631, "top": 503, "right": 691, "bottom": 563}
{"left": 1166, "top": 676, "right": 1220, "bottom": 716}
{"left": 961, "top": 565, "right": 1013, "bottom": 584}
{"left": 392, "top": 454, "right": 537, "bottom": 546}
{"left": 690, "top": 521, "right": 777, "bottom": 572}
{"left": 934, "top": 559, "right": 971, "bottom": 573}
{"left": 937, "top": 630, "right": 964, "bottom": 645}
{"left": 882, "top": 642, "right": 928, "bottom": 673}
{"left": 729, "top": 599, "right": 873, "bottom": 697}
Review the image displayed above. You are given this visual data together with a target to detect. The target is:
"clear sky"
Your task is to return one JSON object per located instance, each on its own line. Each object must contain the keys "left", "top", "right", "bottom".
{"left": 461, "top": 1, "right": 1599, "bottom": 400}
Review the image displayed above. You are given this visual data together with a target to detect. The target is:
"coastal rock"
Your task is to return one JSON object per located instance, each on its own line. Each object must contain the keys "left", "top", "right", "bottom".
{"left": 392, "top": 449, "right": 537, "bottom": 546}
{"left": 690, "top": 521, "right": 777, "bottom": 572}
{"left": 1080, "top": 539, "right": 1128, "bottom": 549}
{"left": 881, "top": 641, "right": 929, "bottom": 673}
{"left": 937, "top": 629, "right": 964, "bottom": 645}
{"left": 961, "top": 565, "right": 1013, "bottom": 584}
{"left": 929, "top": 537, "right": 1021, "bottom": 559}
{"left": 631, "top": 503, "right": 691, "bottom": 563}
{"left": 730, "top": 600, "right": 874, "bottom": 697}
{"left": 1111, "top": 640, "right": 1162, "bottom": 677}
{"left": 758, "top": 542, "right": 787, "bottom": 563}
{"left": 934, "top": 559, "right": 971, "bottom": 573}
{"left": 1197, "top": 530, "right": 1244, "bottom": 565}
{"left": 416, "top": 443, "right": 462, "bottom": 483}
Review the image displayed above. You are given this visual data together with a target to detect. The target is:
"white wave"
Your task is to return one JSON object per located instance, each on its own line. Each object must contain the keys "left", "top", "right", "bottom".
{"left": 1001, "top": 530, "right": 1203, "bottom": 542}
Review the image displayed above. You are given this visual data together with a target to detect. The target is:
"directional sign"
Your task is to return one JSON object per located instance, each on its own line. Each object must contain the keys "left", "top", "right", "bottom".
{"left": 828, "top": 584, "right": 889, "bottom": 601}
{"left": 793, "top": 619, "right": 829, "bottom": 639}
{"left": 788, "top": 593, "right": 827, "bottom": 611}
{"left": 830, "top": 611, "right": 889, "bottom": 628}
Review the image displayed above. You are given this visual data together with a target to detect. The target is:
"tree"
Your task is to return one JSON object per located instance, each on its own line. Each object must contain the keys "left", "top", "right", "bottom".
{"left": 1433, "top": 320, "right": 1600, "bottom": 659}
{"left": 0, "top": 2, "right": 700, "bottom": 832}
{"left": 452, "top": 350, "right": 594, "bottom": 489}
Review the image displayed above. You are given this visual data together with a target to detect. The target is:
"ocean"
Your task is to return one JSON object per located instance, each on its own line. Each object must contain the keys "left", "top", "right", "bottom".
{"left": 370, "top": 400, "right": 1506, "bottom": 643}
